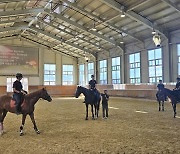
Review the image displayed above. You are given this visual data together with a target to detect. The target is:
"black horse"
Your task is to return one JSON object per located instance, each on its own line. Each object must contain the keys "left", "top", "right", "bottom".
{"left": 75, "top": 86, "right": 101, "bottom": 120}
{"left": 162, "top": 88, "right": 180, "bottom": 118}
{"left": 156, "top": 90, "right": 165, "bottom": 111}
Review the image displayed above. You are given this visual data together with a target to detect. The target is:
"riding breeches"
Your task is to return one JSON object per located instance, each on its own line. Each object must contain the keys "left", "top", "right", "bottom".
{"left": 13, "top": 93, "right": 22, "bottom": 111}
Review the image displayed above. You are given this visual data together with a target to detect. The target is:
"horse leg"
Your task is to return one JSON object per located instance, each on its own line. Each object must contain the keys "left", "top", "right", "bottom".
{"left": 29, "top": 112, "right": 40, "bottom": 134}
{"left": 85, "top": 104, "right": 88, "bottom": 120}
{"left": 172, "top": 103, "right": 177, "bottom": 118}
{"left": 0, "top": 110, "right": 7, "bottom": 135}
{"left": 162, "top": 101, "right": 164, "bottom": 111}
{"left": 97, "top": 101, "right": 100, "bottom": 118}
{"left": 94, "top": 104, "right": 97, "bottom": 119}
{"left": 19, "top": 114, "right": 27, "bottom": 136}
{"left": 0, "top": 110, "right": 3, "bottom": 135}
{"left": 91, "top": 105, "right": 95, "bottom": 120}
{"left": 158, "top": 101, "right": 161, "bottom": 111}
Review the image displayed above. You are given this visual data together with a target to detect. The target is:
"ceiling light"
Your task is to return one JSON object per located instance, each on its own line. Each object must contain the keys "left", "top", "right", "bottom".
{"left": 121, "top": 12, "right": 125, "bottom": 18}
{"left": 91, "top": 20, "right": 96, "bottom": 31}
{"left": 85, "top": 56, "right": 89, "bottom": 62}
{"left": 119, "top": 32, "right": 124, "bottom": 44}
{"left": 91, "top": 27, "right": 96, "bottom": 31}
{"left": 35, "top": 24, "right": 40, "bottom": 28}
{"left": 153, "top": 34, "right": 161, "bottom": 47}
{"left": 152, "top": 30, "right": 156, "bottom": 35}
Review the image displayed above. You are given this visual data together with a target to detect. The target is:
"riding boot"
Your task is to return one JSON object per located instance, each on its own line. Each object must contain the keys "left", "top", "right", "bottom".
{"left": 16, "top": 103, "right": 21, "bottom": 115}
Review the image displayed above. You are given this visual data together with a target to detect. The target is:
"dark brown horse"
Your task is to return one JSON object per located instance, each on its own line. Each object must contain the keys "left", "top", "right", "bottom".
{"left": 156, "top": 90, "right": 166, "bottom": 111}
{"left": 0, "top": 88, "right": 52, "bottom": 136}
{"left": 162, "top": 88, "right": 180, "bottom": 118}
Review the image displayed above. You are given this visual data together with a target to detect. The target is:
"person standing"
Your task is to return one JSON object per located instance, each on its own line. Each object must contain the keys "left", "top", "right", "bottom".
{"left": 101, "top": 90, "right": 109, "bottom": 119}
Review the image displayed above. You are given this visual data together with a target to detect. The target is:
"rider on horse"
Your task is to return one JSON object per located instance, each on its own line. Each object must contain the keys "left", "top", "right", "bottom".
{"left": 174, "top": 77, "right": 180, "bottom": 90}
{"left": 13, "top": 73, "right": 27, "bottom": 114}
{"left": 172, "top": 77, "right": 180, "bottom": 101}
{"left": 89, "top": 75, "right": 98, "bottom": 100}
{"left": 156, "top": 79, "right": 167, "bottom": 101}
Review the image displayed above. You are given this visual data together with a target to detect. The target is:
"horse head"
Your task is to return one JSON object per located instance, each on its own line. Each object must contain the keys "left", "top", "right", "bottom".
{"left": 157, "top": 90, "right": 165, "bottom": 101}
{"left": 75, "top": 86, "right": 83, "bottom": 98}
{"left": 40, "top": 88, "right": 52, "bottom": 102}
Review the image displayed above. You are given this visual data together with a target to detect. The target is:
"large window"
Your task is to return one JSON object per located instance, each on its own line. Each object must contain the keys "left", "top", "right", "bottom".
{"left": 112, "top": 57, "right": 121, "bottom": 84}
{"left": 87, "top": 62, "right": 94, "bottom": 81}
{"left": 129, "top": 53, "right": 141, "bottom": 83}
{"left": 63, "top": 65, "right": 73, "bottom": 85}
{"left": 79, "top": 64, "right": 85, "bottom": 86}
{"left": 99, "top": 60, "right": 107, "bottom": 84}
{"left": 148, "top": 48, "right": 162, "bottom": 83}
{"left": 44, "top": 64, "right": 56, "bottom": 85}
{"left": 7, "top": 77, "right": 28, "bottom": 92}
{"left": 178, "top": 44, "right": 180, "bottom": 76}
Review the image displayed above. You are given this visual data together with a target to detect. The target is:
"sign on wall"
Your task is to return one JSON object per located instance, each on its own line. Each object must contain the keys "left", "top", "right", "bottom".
{"left": 0, "top": 45, "right": 39, "bottom": 75}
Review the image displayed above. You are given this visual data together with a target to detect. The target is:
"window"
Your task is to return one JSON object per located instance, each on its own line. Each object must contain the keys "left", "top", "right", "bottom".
{"left": 112, "top": 57, "right": 121, "bottom": 84}
{"left": 148, "top": 48, "right": 162, "bottom": 83}
{"left": 178, "top": 44, "right": 180, "bottom": 76}
{"left": 7, "top": 77, "right": 28, "bottom": 92}
{"left": 79, "top": 64, "right": 85, "bottom": 86}
{"left": 99, "top": 60, "right": 107, "bottom": 84}
{"left": 87, "top": 62, "right": 94, "bottom": 81}
{"left": 44, "top": 64, "right": 56, "bottom": 85}
{"left": 63, "top": 65, "right": 73, "bottom": 85}
{"left": 129, "top": 53, "right": 141, "bottom": 83}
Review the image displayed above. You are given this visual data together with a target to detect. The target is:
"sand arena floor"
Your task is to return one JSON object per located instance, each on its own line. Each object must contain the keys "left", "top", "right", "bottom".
{"left": 0, "top": 96, "right": 180, "bottom": 154}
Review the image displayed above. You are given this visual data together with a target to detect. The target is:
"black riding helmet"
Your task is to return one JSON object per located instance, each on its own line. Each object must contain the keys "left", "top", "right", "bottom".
{"left": 91, "top": 75, "right": 94, "bottom": 78}
{"left": 16, "top": 73, "right": 23, "bottom": 79}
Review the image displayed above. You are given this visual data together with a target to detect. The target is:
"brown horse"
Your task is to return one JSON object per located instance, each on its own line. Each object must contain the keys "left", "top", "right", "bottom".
{"left": 0, "top": 88, "right": 52, "bottom": 136}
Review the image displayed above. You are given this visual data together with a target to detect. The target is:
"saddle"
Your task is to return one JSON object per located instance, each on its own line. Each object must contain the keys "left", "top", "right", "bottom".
{"left": 11, "top": 94, "right": 25, "bottom": 109}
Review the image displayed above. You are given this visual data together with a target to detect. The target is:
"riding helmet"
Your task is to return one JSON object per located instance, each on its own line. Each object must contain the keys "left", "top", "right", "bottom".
{"left": 91, "top": 75, "right": 94, "bottom": 78}
{"left": 16, "top": 73, "right": 23, "bottom": 78}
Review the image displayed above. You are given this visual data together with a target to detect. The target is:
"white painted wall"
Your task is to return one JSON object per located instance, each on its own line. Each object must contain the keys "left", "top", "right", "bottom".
{"left": 0, "top": 38, "right": 78, "bottom": 85}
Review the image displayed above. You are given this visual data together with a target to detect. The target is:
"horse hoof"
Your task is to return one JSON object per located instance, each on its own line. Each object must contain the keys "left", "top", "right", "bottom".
{"left": 85, "top": 118, "right": 88, "bottom": 120}
{"left": 20, "top": 132, "right": 24, "bottom": 136}
{"left": 36, "top": 130, "right": 40, "bottom": 134}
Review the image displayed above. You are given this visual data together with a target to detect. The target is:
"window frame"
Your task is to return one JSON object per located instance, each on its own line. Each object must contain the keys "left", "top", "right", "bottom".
{"left": 112, "top": 56, "right": 121, "bottom": 84}
{"left": 87, "top": 62, "right": 94, "bottom": 82}
{"left": 148, "top": 48, "right": 163, "bottom": 83}
{"left": 62, "top": 64, "right": 74, "bottom": 85}
{"left": 79, "top": 64, "right": 85, "bottom": 86}
{"left": 44, "top": 64, "right": 56, "bottom": 85}
{"left": 99, "top": 59, "right": 107, "bottom": 84}
{"left": 129, "top": 52, "right": 141, "bottom": 84}
{"left": 7, "top": 77, "right": 28, "bottom": 92}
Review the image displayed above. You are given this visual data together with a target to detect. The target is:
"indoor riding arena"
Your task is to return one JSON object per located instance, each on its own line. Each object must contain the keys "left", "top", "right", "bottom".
{"left": 0, "top": 0, "right": 180, "bottom": 154}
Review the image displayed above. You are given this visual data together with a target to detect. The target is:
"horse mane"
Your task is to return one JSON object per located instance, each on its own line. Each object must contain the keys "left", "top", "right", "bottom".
{"left": 164, "top": 88, "right": 173, "bottom": 95}
{"left": 25, "top": 89, "right": 43, "bottom": 99}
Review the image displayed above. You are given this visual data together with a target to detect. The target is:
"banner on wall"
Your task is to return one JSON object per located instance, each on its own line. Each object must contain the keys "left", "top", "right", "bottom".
{"left": 0, "top": 45, "right": 39, "bottom": 75}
